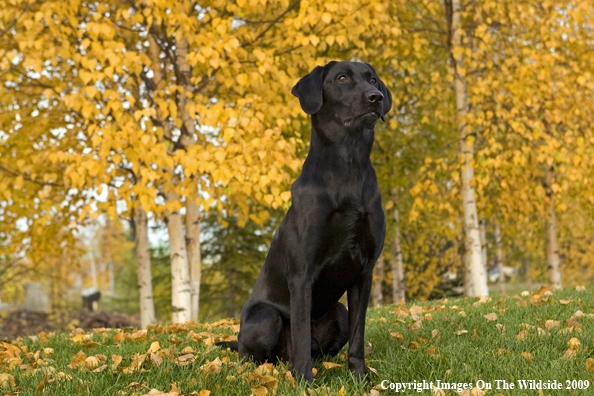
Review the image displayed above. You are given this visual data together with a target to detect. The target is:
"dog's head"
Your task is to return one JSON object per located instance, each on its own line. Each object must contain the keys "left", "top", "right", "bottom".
{"left": 291, "top": 61, "right": 392, "bottom": 128}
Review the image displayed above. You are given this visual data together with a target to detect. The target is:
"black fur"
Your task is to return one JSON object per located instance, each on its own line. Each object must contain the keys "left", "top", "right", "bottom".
{"left": 218, "top": 61, "right": 391, "bottom": 383}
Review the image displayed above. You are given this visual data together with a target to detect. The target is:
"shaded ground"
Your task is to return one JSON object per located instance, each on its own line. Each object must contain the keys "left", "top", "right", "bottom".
{"left": 0, "top": 310, "right": 138, "bottom": 340}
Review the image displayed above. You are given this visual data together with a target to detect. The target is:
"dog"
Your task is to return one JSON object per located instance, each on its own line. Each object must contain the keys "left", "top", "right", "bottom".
{"left": 218, "top": 61, "right": 392, "bottom": 382}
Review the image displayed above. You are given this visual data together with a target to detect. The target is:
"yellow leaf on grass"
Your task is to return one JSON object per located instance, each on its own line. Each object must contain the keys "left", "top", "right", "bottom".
{"left": 114, "top": 332, "right": 125, "bottom": 342}
{"left": 72, "top": 334, "right": 87, "bottom": 342}
{"left": 69, "top": 351, "right": 87, "bottom": 369}
{"left": 545, "top": 320, "right": 560, "bottom": 330}
{"left": 517, "top": 330, "right": 529, "bottom": 340}
{"left": 585, "top": 358, "right": 594, "bottom": 372}
{"left": 568, "top": 337, "right": 581, "bottom": 351}
{"left": 251, "top": 385, "right": 268, "bottom": 396}
{"left": 112, "top": 354, "right": 123, "bottom": 370}
{"left": 148, "top": 341, "right": 160, "bottom": 354}
{"left": 85, "top": 356, "right": 99, "bottom": 369}
{"left": 431, "top": 329, "right": 441, "bottom": 341}
{"left": 391, "top": 332, "right": 404, "bottom": 341}
{"left": 0, "top": 373, "right": 15, "bottom": 389}
{"left": 562, "top": 349, "right": 577, "bottom": 359}
{"left": 484, "top": 313, "right": 497, "bottom": 321}
{"left": 521, "top": 352, "right": 533, "bottom": 362}
{"left": 323, "top": 362, "right": 342, "bottom": 369}
{"left": 200, "top": 357, "right": 223, "bottom": 376}
{"left": 36, "top": 373, "right": 48, "bottom": 393}
{"left": 199, "top": 391, "right": 211, "bottom": 396}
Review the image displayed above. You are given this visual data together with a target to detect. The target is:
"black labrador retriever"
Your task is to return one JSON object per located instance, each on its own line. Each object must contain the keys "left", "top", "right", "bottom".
{"left": 218, "top": 61, "right": 391, "bottom": 382}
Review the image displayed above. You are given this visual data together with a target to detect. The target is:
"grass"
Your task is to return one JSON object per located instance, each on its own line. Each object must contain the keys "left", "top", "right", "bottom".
{"left": 1, "top": 286, "right": 593, "bottom": 395}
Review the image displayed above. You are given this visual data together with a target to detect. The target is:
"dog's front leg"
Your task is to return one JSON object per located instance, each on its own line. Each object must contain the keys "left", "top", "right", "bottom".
{"left": 289, "top": 276, "right": 313, "bottom": 382}
{"left": 347, "top": 273, "right": 373, "bottom": 379}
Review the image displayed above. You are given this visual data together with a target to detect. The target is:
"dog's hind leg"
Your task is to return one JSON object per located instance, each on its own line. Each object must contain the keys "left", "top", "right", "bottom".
{"left": 311, "top": 302, "right": 349, "bottom": 359}
{"left": 237, "top": 303, "right": 288, "bottom": 364}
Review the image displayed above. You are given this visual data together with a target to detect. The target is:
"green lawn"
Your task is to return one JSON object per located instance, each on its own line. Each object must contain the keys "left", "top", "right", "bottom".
{"left": 1, "top": 286, "right": 593, "bottom": 395}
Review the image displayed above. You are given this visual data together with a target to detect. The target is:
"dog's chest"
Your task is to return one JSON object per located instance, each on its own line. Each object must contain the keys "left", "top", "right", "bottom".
{"left": 320, "top": 202, "right": 377, "bottom": 267}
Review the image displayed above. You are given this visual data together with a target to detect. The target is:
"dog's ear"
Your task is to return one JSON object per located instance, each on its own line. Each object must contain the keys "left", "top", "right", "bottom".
{"left": 365, "top": 63, "right": 392, "bottom": 121}
{"left": 291, "top": 65, "right": 325, "bottom": 115}
{"left": 378, "top": 78, "right": 392, "bottom": 122}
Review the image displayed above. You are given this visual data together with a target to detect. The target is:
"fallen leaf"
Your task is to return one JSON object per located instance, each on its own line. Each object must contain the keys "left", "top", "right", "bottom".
{"left": 410, "top": 305, "right": 423, "bottom": 315}
{"left": 545, "top": 320, "right": 560, "bottom": 330}
{"left": 36, "top": 372, "right": 48, "bottom": 393}
{"left": 112, "top": 354, "right": 123, "bottom": 371}
{"left": 432, "top": 388, "right": 446, "bottom": 396}
{"left": 562, "top": 349, "right": 577, "bottom": 359}
{"left": 496, "top": 324, "right": 506, "bottom": 333}
{"left": 114, "top": 332, "right": 125, "bottom": 342}
{"left": 148, "top": 341, "right": 160, "bottom": 354}
{"left": 455, "top": 330, "right": 467, "bottom": 335}
{"left": 568, "top": 337, "right": 581, "bottom": 351}
{"left": 93, "top": 364, "right": 108, "bottom": 373}
{"left": 85, "top": 356, "right": 99, "bottom": 369}
{"left": 560, "top": 299, "right": 572, "bottom": 305}
{"left": 322, "top": 362, "right": 341, "bottom": 369}
{"left": 47, "top": 372, "right": 72, "bottom": 383}
{"left": 251, "top": 385, "right": 268, "bottom": 396}
{"left": 408, "top": 341, "right": 420, "bottom": 351}
{"left": 484, "top": 313, "right": 497, "bottom": 321}
{"left": 585, "top": 358, "right": 594, "bottom": 372}
{"left": 200, "top": 357, "right": 223, "bottom": 376}
{"left": 517, "top": 330, "right": 529, "bottom": 340}
{"left": 68, "top": 351, "right": 87, "bottom": 369}
{"left": 390, "top": 332, "right": 404, "bottom": 341}
{"left": 431, "top": 329, "right": 441, "bottom": 341}
{"left": 470, "top": 387, "right": 486, "bottom": 396}
{"left": 0, "top": 373, "right": 15, "bottom": 389}
{"left": 537, "top": 285, "right": 552, "bottom": 293}
{"left": 576, "top": 285, "right": 586, "bottom": 291}
{"left": 199, "top": 391, "right": 211, "bottom": 396}
{"left": 521, "top": 351, "right": 533, "bottom": 362}
{"left": 426, "top": 345, "right": 437, "bottom": 356}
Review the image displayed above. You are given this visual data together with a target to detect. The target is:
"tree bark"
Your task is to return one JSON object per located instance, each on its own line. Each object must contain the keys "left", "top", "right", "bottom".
{"left": 185, "top": 197, "right": 202, "bottom": 323}
{"left": 165, "top": 189, "right": 193, "bottom": 323}
{"left": 450, "top": 0, "right": 489, "bottom": 297}
{"left": 479, "top": 217, "right": 488, "bottom": 274}
{"left": 371, "top": 257, "right": 384, "bottom": 307}
{"left": 134, "top": 206, "right": 155, "bottom": 328}
{"left": 227, "top": 267, "right": 234, "bottom": 318}
{"left": 390, "top": 192, "right": 405, "bottom": 304}
{"left": 147, "top": 28, "right": 193, "bottom": 323}
{"left": 524, "top": 258, "right": 532, "bottom": 291}
{"left": 176, "top": 33, "right": 203, "bottom": 322}
{"left": 543, "top": 165, "right": 562, "bottom": 289}
{"left": 495, "top": 221, "right": 504, "bottom": 294}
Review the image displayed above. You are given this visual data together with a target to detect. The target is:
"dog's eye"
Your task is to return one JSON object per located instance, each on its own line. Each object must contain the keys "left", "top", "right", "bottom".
{"left": 370, "top": 78, "right": 377, "bottom": 84}
{"left": 338, "top": 75, "right": 347, "bottom": 82}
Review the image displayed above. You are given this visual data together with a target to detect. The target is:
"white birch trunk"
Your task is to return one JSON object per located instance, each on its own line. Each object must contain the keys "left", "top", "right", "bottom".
{"left": 390, "top": 191, "right": 405, "bottom": 304}
{"left": 165, "top": 189, "right": 192, "bottom": 323}
{"left": 185, "top": 197, "right": 202, "bottom": 322}
{"left": 147, "top": 31, "right": 193, "bottom": 323}
{"left": 543, "top": 165, "right": 562, "bottom": 289}
{"left": 176, "top": 33, "right": 203, "bottom": 321}
{"left": 451, "top": 0, "right": 489, "bottom": 297}
{"left": 134, "top": 206, "right": 155, "bottom": 328}
{"left": 371, "top": 257, "right": 384, "bottom": 307}
{"left": 495, "top": 221, "right": 505, "bottom": 294}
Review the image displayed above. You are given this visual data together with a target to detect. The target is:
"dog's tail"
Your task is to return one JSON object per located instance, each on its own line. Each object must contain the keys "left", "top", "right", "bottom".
{"left": 216, "top": 341, "right": 239, "bottom": 351}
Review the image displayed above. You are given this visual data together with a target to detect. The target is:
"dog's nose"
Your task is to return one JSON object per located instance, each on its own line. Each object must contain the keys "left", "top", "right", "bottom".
{"left": 367, "top": 90, "right": 384, "bottom": 103}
